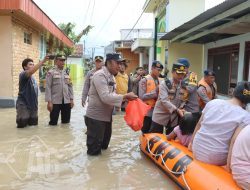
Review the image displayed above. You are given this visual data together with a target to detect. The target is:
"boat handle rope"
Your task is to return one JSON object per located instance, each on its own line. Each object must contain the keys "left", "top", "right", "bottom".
{"left": 146, "top": 137, "right": 191, "bottom": 190}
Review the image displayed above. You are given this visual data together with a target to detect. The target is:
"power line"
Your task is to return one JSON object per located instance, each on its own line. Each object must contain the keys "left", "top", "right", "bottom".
{"left": 123, "top": 1, "right": 150, "bottom": 40}
{"left": 94, "top": 0, "right": 121, "bottom": 39}
{"left": 82, "top": 0, "right": 92, "bottom": 27}
{"left": 123, "top": 12, "right": 144, "bottom": 40}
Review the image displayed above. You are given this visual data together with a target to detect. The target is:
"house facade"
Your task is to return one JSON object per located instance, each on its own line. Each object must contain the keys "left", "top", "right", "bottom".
{"left": 161, "top": 0, "right": 250, "bottom": 96}
{"left": 0, "top": 0, "right": 73, "bottom": 107}
{"left": 143, "top": 0, "right": 209, "bottom": 78}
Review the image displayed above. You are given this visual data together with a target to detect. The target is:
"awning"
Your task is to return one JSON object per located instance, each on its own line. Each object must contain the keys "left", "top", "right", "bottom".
{"left": 131, "top": 38, "right": 153, "bottom": 52}
{"left": 160, "top": 0, "right": 250, "bottom": 44}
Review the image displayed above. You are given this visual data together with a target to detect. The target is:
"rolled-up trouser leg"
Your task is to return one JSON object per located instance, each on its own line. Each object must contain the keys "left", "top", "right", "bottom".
{"left": 85, "top": 116, "right": 106, "bottom": 155}
{"left": 28, "top": 109, "right": 38, "bottom": 126}
{"left": 16, "top": 104, "right": 29, "bottom": 128}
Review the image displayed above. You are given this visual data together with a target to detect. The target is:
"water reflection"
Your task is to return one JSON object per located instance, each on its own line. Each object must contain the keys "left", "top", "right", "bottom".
{"left": 0, "top": 79, "right": 179, "bottom": 190}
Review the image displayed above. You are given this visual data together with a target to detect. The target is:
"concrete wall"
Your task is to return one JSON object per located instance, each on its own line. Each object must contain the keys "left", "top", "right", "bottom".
{"left": 168, "top": 0, "right": 205, "bottom": 31}
{"left": 12, "top": 19, "right": 40, "bottom": 98}
{"left": 69, "top": 64, "right": 84, "bottom": 81}
{"left": 168, "top": 43, "right": 204, "bottom": 79}
{"left": 118, "top": 49, "right": 139, "bottom": 75}
{"left": 0, "top": 16, "right": 13, "bottom": 106}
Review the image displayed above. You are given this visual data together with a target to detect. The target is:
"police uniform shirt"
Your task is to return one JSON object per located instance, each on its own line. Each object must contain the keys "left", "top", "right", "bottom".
{"left": 152, "top": 79, "right": 183, "bottom": 126}
{"left": 45, "top": 66, "right": 74, "bottom": 104}
{"left": 82, "top": 68, "right": 97, "bottom": 103}
{"left": 86, "top": 66, "right": 123, "bottom": 122}
{"left": 183, "top": 71, "right": 200, "bottom": 113}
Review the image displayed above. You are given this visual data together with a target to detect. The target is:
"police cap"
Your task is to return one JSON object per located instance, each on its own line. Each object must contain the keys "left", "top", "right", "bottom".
{"left": 94, "top": 56, "right": 103, "bottom": 61}
{"left": 172, "top": 63, "right": 186, "bottom": 74}
{"left": 204, "top": 69, "right": 215, "bottom": 76}
{"left": 152, "top": 60, "right": 163, "bottom": 69}
{"left": 177, "top": 58, "right": 190, "bottom": 68}
{"left": 55, "top": 54, "right": 66, "bottom": 60}
{"left": 106, "top": 53, "right": 123, "bottom": 62}
{"left": 233, "top": 81, "right": 250, "bottom": 104}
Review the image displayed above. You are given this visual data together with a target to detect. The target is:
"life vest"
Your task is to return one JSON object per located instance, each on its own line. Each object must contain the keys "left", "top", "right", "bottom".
{"left": 198, "top": 77, "right": 217, "bottom": 109}
{"left": 144, "top": 75, "right": 160, "bottom": 107}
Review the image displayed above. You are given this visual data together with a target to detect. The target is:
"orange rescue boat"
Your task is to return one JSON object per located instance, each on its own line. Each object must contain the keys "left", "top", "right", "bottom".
{"left": 140, "top": 133, "right": 241, "bottom": 190}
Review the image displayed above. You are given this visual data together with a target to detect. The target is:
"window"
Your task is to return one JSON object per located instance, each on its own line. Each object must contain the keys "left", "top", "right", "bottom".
{"left": 39, "top": 34, "right": 46, "bottom": 59}
{"left": 24, "top": 32, "right": 32, "bottom": 45}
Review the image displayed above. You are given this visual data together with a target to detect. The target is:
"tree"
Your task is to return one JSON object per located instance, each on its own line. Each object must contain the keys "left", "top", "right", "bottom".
{"left": 59, "top": 23, "right": 94, "bottom": 57}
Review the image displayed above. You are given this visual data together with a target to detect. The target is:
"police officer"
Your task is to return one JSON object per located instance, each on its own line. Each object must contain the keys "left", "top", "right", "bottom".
{"left": 139, "top": 60, "right": 163, "bottom": 133}
{"left": 45, "top": 54, "right": 74, "bottom": 125}
{"left": 82, "top": 55, "right": 104, "bottom": 107}
{"left": 177, "top": 58, "right": 200, "bottom": 120}
{"left": 85, "top": 53, "right": 137, "bottom": 156}
{"left": 149, "top": 63, "right": 186, "bottom": 134}
{"left": 197, "top": 70, "right": 217, "bottom": 110}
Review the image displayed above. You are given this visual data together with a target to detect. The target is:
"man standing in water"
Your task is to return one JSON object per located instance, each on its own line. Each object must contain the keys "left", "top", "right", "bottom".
{"left": 85, "top": 53, "right": 137, "bottom": 156}
{"left": 45, "top": 54, "right": 74, "bottom": 126}
{"left": 16, "top": 56, "right": 49, "bottom": 128}
{"left": 82, "top": 55, "right": 104, "bottom": 107}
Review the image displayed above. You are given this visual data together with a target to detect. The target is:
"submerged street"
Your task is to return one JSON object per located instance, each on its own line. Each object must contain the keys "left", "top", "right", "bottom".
{"left": 0, "top": 80, "right": 179, "bottom": 190}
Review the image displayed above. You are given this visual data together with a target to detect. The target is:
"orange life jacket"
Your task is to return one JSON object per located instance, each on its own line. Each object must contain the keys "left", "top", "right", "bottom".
{"left": 198, "top": 77, "right": 217, "bottom": 109}
{"left": 144, "top": 75, "right": 160, "bottom": 107}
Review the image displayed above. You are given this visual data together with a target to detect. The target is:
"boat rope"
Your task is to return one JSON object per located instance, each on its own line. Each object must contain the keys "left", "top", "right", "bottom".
{"left": 146, "top": 137, "right": 191, "bottom": 190}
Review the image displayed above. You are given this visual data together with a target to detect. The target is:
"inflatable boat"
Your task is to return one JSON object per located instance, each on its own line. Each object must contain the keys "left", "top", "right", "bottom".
{"left": 140, "top": 133, "right": 241, "bottom": 190}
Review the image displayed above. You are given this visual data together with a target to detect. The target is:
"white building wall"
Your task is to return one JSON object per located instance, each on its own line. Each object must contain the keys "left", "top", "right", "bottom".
{"left": 168, "top": 0, "right": 205, "bottom": 31}
{"left": 204, "top": 32, "right": 250, "bottom": 82}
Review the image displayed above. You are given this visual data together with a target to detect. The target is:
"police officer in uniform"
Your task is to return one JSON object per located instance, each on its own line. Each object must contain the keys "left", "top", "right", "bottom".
{"left": 177, "top": 58, "right": 200, "bottom": 120}
{"left": 197, "top": 70, "right": 217, "bottom": 110}
{"left": 149, "top": 63, "right": 186, "bottom": 134}
{"left": 138, "top": 60, "right": 163, "bottom": 133}
{"left": 85, "top": 53, "right": 137, "bottom": 156}
{"left": 45, "top": 54, "right": 74, "bottom": 125}
{"left": 82, "top": 55, "right": 103, "bottom": 107}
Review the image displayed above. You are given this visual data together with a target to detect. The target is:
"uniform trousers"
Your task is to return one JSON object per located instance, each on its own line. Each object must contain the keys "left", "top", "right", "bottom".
{"left": 49, "top": 102, "right": 71, "bottom": 125}
{"left": 84, "top": 116, "right": 112, "bottom": 155}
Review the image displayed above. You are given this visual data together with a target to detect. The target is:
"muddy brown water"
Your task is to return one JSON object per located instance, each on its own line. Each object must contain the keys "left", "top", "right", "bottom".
{"left": 0, "top": 80, "right": 179, "bottom": 190}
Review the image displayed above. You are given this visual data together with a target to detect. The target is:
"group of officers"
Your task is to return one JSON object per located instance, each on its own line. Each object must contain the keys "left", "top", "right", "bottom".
{"left": 79, "top": 53, "right": 217, "bottom": 155}
{"left": 16, "top": 53, "right": 217, "bottom": 156}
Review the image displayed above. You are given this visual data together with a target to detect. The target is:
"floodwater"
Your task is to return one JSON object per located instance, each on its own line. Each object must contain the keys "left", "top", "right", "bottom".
{"left": 0, "top": 80, "right": 179, "bottom": 190}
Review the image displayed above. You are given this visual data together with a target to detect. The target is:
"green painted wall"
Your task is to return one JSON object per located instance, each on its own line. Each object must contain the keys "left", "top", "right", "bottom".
{"left": 68, "top": 64, "right": 84, "bottom": 80}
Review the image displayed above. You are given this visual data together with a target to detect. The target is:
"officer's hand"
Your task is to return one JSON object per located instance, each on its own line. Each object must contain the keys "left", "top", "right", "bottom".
{"left": 177, "top": 108, "right": 185, "bottom": 117}
{"left": 47, "top": 102, "right": 53, "bottom": 112}
{"left": 82, "top": 101, "right": 85, "bottom": 107}
{"left": 70, "top": 100, "right": 74, "bottom": 108}
{"left": 123, "top": 92, "right": 138, "bottom": 101}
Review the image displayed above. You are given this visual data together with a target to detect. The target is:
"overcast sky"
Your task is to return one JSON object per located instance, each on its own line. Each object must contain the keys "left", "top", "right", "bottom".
{"left": 33, "top": 0, "right": 225, "bottom": 56}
